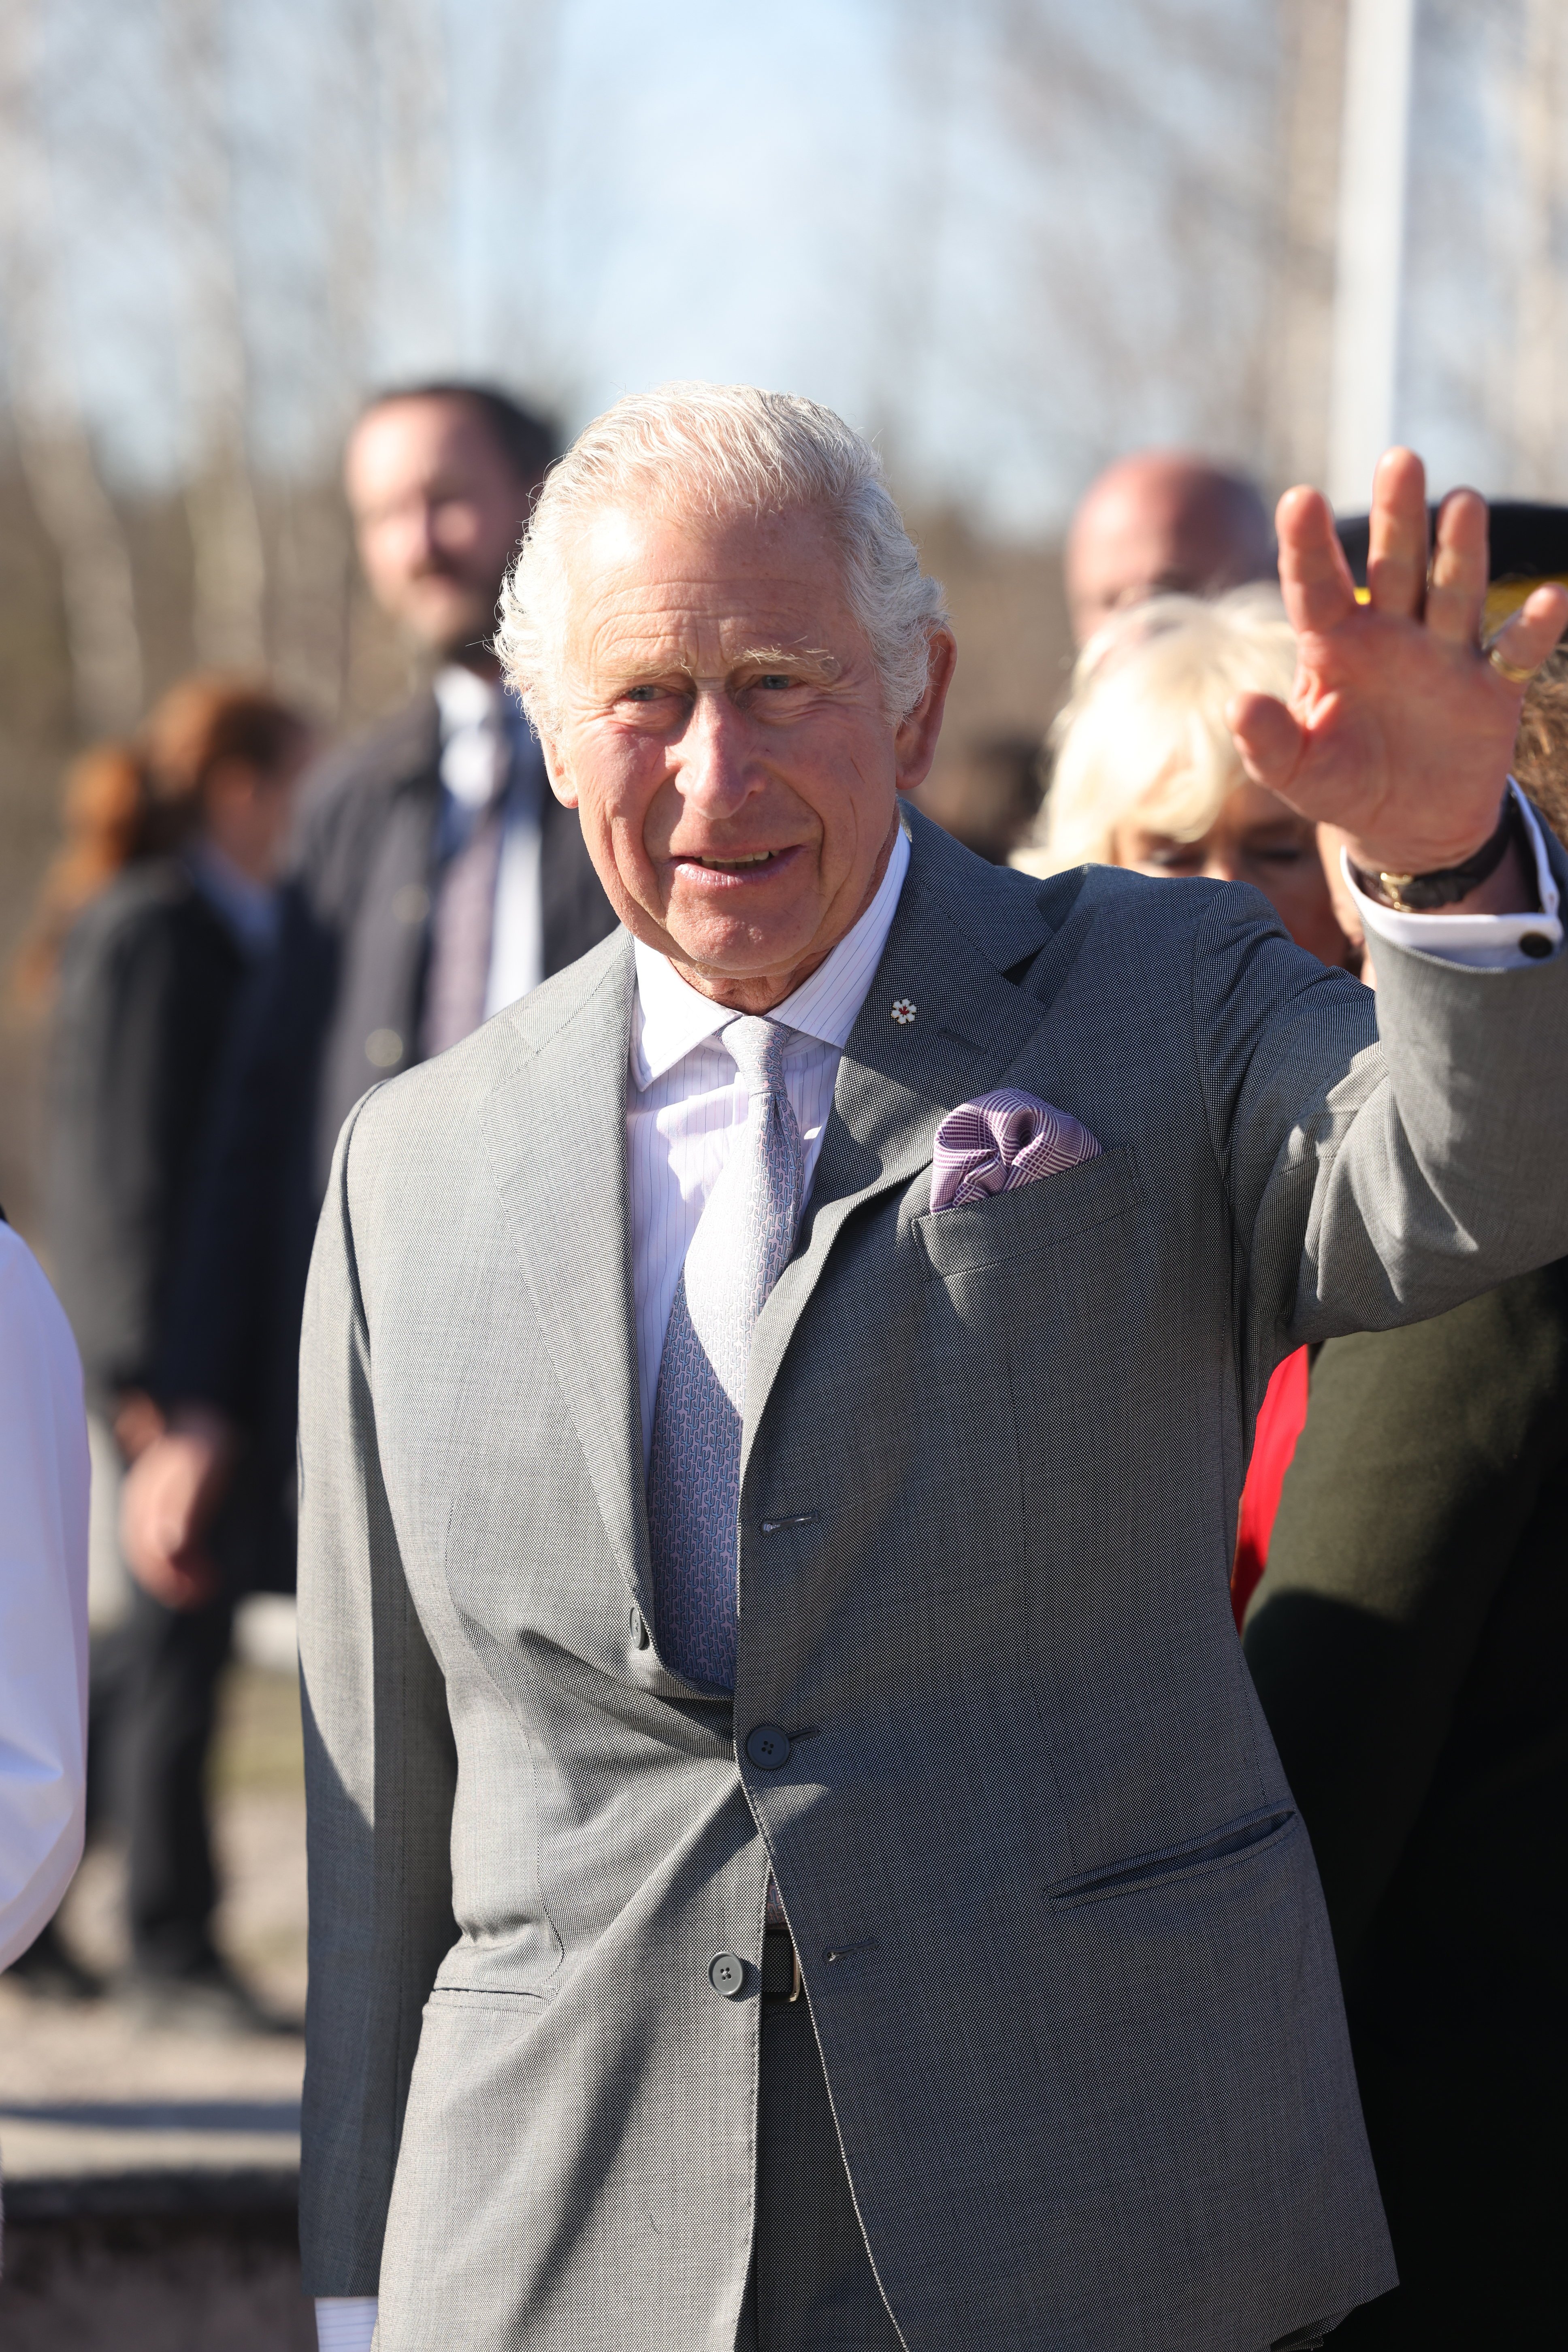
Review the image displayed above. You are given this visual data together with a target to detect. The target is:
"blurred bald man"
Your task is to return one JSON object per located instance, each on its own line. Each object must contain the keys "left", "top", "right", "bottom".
{"left": 1066, "top": 450, "right": 1274, "bottom": 646}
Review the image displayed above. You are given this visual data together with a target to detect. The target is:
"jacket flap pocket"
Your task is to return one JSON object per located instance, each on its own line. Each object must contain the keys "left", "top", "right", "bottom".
{"left": 426, "top": 1985, "right": 553, "bottom": 2017}
{"left": 1048, "top": 1805, "right": 1296, "bottom": 1906}
{"left": 914, "top": 1143, "right": 1141, "bottom": 1281}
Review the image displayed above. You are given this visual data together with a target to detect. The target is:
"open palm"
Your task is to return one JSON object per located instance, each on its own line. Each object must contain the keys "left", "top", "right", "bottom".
{"left": 1229, "top": 450, "right": 1568, "bottom": 877}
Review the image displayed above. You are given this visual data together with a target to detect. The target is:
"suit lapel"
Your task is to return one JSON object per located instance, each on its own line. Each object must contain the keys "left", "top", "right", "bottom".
{"left": 475, "top": 815, "right": 1097, "bottom": 1602}
{"left": 480, "top": 934, "right": 649, "bottom": 1605}
{"left": 745, "top": 810, "right": 1067, "bottom": 1442}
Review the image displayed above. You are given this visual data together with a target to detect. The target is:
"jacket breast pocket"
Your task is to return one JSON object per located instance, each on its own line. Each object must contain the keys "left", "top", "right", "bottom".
{"left": 1046, "top": 1804, "right": 1297, "bottom": 1907}
{"left": 912, "top": 1144, "right": 1142, "bottom": 1283}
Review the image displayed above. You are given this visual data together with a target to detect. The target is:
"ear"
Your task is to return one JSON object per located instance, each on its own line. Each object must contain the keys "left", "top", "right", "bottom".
{"left": 541, "top": 735, "right": 578, "bottom": 809}
{"left": 894, "top": 629, "right": 959, "bottom": 795}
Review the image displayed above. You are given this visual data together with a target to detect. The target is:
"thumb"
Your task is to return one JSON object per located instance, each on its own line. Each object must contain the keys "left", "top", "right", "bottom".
{"left": 1227, "top": 691, "right": 1305, "bottom": 793}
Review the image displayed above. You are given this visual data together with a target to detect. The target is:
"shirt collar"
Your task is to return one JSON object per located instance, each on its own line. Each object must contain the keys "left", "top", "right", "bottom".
{"left": 632, "top": 820, "right": 912, "bottom": 1089}
{"left": 185, "top": 841, "right": 281, "bottom": 961}
{"left": 433, "top": 664, "right": 501, "bottom": 737}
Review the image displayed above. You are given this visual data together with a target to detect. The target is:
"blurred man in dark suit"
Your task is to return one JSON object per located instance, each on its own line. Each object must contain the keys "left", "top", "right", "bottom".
{"left": 1065, "top": 450, "right": 1274, "bottom": 646}
{"left": 121, "top": 385, "right": 618, "bottom": 1604}
{"left": 1244, "top": 1267, "right": 1568, "bottom": 2347}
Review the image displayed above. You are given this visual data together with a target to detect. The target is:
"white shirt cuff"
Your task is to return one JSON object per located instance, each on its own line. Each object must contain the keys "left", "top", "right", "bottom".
{"left": 315, "top": 2297, "right": 378, "bottom": 2351}
{"left": 1345, "top": 782, "right": 1562, "bottom": 970}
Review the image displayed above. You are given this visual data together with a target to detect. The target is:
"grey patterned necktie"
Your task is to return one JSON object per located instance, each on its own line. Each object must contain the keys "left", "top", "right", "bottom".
{"left": 647, "top": 1016, "right": 805, "bottom": 1688}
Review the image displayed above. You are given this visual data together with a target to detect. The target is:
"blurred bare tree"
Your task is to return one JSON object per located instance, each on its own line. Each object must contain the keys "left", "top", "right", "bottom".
{"left": 0, "top": 0, "right": 145, "bottom": 735}
{"left": 923, "top": 0, "right": 1278, "bottom": 493}
{"left": 1266, "top": 0, "right": 1350, "bottom": 492}
{"left": 167, "top": 0, "right": 268, "bottom": 674}
{"left": 1513, "top": 0, "right": 1567, "bottom": 495}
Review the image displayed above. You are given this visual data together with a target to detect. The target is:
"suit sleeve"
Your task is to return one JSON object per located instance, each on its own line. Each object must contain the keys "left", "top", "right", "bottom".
{"left": 296, "top": 1095, "right": 458, "bottom": 2297}
{"left": 1192, "top": 825, "right": 1568, "bottom": 1411}
{"left": 52, "top": 912, "right": 185, "bottom": 1398}
{"left": 157, "top": 886, "right": 333, "bottom": 1420}
{"left": 1241, "top": 1265, "right": 1568, "bottom": 1966}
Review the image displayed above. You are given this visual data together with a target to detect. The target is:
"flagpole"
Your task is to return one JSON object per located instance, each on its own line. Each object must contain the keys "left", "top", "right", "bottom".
{"left": 1327, "top": 0, "right": 1417, "bottom": 510}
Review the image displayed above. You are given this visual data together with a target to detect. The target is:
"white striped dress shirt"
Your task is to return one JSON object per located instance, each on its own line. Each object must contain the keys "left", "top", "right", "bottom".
{"left": 628, "top": 822, "right": 911, "bottom": 1464}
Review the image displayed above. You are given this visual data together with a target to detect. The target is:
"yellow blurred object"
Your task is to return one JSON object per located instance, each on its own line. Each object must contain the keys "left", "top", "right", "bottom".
{"left": 1483, "top": 576, "right": 1568, "bottom": 634}
{"left": 1347, "top": 576, "right": 1568, "bottom": 628}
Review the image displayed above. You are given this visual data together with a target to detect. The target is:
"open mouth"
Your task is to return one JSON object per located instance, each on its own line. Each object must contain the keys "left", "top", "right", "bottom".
{"left": 673, "top": 846, "right": 796, "bottom": 879}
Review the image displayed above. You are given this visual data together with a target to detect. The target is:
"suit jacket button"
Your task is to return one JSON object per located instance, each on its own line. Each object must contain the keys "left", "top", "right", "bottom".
{"left": 708, "top": 1953, "right": 746, "bottom": 1998}
{"left": 745, "top": 1724, "right": 791, "bottom": 1770}
{"left": 629, "top": 1606, "right": 650, "bottom": 1649}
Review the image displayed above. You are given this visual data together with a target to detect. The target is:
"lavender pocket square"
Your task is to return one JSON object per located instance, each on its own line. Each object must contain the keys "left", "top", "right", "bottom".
{"left": 930, "top": 1089, "right": 1101, "bottom": 1212}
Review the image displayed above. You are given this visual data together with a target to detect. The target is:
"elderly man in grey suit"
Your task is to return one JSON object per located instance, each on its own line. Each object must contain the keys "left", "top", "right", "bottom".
{"left": 298, "top": 383, "right": 1568, "bottom": 2352}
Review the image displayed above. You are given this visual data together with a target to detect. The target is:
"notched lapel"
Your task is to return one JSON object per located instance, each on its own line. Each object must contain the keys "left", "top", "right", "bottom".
{"left": 478, "top": 936, "right": 650, "bottom": 1606}
{"left": 746, "top": 814, "right": 1077, "bottom": 1445}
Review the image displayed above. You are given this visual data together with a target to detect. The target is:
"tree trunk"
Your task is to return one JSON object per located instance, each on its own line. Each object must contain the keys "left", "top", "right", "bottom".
{"left": 0, "top": 1, "right": 145, "bottom": 735}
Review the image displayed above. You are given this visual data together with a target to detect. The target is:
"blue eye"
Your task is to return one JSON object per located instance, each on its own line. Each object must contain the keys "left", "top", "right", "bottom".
{"left": 756, "top": 674, "right": 794, "bottom": 690}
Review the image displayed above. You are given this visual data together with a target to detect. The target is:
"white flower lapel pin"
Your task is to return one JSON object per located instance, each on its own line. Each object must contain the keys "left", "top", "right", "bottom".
{"left": 891, "top": 997, "right": 917, "bottom": 1026}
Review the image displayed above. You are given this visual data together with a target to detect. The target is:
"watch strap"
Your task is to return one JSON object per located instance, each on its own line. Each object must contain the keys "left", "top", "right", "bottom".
{"left": 1349, "top": 792, "right": 1521, "bottom": 911}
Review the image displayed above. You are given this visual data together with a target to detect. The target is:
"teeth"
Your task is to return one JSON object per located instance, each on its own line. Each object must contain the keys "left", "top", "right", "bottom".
{"left": 697, "top": 852, "right": 773, "bottom": 868}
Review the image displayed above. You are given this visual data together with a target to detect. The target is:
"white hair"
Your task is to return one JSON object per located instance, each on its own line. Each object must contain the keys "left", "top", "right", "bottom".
{"left": 495, "top": 381, "right": 948, "bottom": 735}
{"left": 1014, "top": 586, "right": 1298, "bottom": 876}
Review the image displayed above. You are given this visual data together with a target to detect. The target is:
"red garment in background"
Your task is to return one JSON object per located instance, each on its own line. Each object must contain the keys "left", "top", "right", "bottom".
{"left": 1231, "top": 1346, "right": 1311, "bottom": 1629}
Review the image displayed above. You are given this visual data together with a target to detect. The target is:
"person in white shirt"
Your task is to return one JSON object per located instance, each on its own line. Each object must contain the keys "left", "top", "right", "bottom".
{"left": 0, "top": 1218, "right": 89, "bottom": 1975}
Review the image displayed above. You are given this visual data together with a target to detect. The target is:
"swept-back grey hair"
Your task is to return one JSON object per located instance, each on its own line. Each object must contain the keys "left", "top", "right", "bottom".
{"left": 495, "top": 382, "right": 949, "bottom": 736}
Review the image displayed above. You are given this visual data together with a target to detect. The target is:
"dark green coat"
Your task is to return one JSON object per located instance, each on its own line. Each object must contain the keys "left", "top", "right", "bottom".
{"left": 1245, "top": 1264, "right": 1568, "bottom": 2347}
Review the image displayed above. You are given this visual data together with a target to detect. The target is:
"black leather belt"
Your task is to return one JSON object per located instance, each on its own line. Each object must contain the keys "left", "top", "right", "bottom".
{"left": 761, "top": 1930, "right": 803, "bottom": 2001}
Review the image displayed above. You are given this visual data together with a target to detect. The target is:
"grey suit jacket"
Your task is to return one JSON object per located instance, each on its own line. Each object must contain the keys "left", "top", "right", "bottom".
{"left": 298, "top": 807, "right": 1568, "bottom": 2350}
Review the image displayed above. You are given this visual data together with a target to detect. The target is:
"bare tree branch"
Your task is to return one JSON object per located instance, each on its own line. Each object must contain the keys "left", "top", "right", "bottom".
{"left": 1514, "top": 0, "right": 1566, "bottom": 493}
{"left": 0, "top": 0, "right": 145, "bottom": 735}
{"left": 1264, "top": 0, "right": 1349, "bottom": 492}
{"left": 164, "top": 0, "right": 267, "bottom": 672}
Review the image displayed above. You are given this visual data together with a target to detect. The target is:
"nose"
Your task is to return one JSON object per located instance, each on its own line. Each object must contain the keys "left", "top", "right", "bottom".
{"left": 674, "top": 687, "right": 764, "bottom": 819}
{"left": 1202, "top": 850, "right": 1243, "bottom": 884}
{"left": 405, "top": 497, "right": 442, "bottom": 568}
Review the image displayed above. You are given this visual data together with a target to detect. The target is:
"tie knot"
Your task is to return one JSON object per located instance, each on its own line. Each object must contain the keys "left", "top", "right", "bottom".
{"left": 723, "top": 1015, "right": 790, "bottom": 1095}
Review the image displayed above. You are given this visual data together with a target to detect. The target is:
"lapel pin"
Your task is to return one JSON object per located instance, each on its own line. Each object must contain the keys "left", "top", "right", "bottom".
{"left": 891, "top": 997, "right": 917, "bottom": 1026}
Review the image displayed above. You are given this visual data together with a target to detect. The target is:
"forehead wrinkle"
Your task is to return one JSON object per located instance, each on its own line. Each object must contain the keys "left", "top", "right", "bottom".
{"left": 576, "top": 590, "right": 857, "bottom": 692}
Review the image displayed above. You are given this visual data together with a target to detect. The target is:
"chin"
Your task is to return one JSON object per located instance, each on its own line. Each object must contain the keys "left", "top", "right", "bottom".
{"left": 421, "top": 604, "right": 495, "bottom": 660}
{"left": 668, "top": 910, "right": 812, "bottom": 982}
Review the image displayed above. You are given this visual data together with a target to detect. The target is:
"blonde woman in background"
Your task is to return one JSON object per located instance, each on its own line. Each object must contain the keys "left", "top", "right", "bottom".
{"left": 1016, "top": 585, "right": 1357, "bottom": 971}
{"left": 1014, "top": 586, "right": 1358, "bottom": 1622}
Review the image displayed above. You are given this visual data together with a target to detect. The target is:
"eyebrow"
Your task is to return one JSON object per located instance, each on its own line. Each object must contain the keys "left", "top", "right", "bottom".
{"left": 731, "top": 646, "right": 841, "bottom": 679}
{"left": 605, "top": 645, "right": 844, "bottom": 690}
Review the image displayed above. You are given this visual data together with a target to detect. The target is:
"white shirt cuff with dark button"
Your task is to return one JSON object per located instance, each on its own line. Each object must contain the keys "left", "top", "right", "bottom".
{"left": 1346, "top": 782, "right": 1562, "bottom": 970}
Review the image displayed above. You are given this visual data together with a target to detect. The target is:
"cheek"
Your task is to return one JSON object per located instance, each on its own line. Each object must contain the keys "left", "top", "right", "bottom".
{"left": 568, "top": 739, "right": 665, "bottom": 864}
{"left": 794, "top": 723, "right": 895, "bottom": 844}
